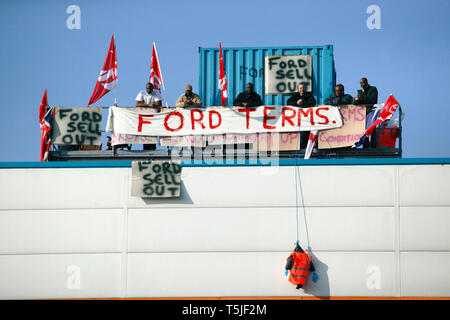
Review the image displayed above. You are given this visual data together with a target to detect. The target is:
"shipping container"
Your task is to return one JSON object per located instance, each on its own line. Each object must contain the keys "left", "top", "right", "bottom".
{"left": 198, "top": 45, "right": 336, "bottom": 106}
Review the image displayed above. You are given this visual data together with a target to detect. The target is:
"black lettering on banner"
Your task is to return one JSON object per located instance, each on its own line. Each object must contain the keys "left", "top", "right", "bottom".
{"left": 92, "top": 112, "right": 102, "bottom": 122}
{"left": 62, "top": 135, "right": 73, "bottom": 144}
{"left": 162, "top": 162, "right": 172, "bottom": 174}
{"left": 276, "top": 70, "right": 285, "bottom": 80}
{"left": 139, "top": 162, "right": 149, "bottom": 172}
{"left": 59, "top": 108, "right": 72, "bottom": 119}
{"left": 287, "top": 82, "right": 297, "bottom": 91}
{"left": 81, "top": 111, "right": 91, "bottom": 122}
{"left": 268, "top": 57, "right": 280, "bottom": 70}
{"left": 143, "top": 184, "right": 153, "bottom": 195}
{"left": 143, "top": 173, "right": 153, "bottom": 184}
{"left": 56, "top": 108, "right": 102, "bottom": 145}
{"left": 155, "top": 186, "right": 165, "bottom": 196}
{"left": 276, "top": 83, "right": 286, "bottom": 92}
{"left": 172, "top": 163, "right": 182, "bottom": 174}
{"left": 168, "top": 187, "right": 178, "bottom": 196}
{"left": 67, "top": 122, "right": 76, "bottom": 133}
{"left": 152, "top": 164, "right": 161, "bottom": 173}
{"left": 134, "top": 161, "right": 182, "bottom": 198}
{"left": 88, "top": 122, "right": 100, "bottom": 134}
{"left": 75, "top": 134, "right": 85, "bottom": 145}
{"left": 298, "top": 59, "right": 306, "bottom": 68}
{"left": 286, "top": 70, "right": 294, "bottom": 79}
{"left": 77, "top": 122, "right": 87, "bottom": 133}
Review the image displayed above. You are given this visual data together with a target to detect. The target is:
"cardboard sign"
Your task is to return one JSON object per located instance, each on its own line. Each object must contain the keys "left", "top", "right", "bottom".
{"left": 111, "top": 133, "right": 157, "bottom": 146}
{"left": 52, "top": 107, "right": 102, "bottom": 145}
{"left": 264, "top": 55, "right": 313, "bottom": 95}
{"left": 254, "top": 133, "right": 301, "bottom": 151}
{"left": 318, "top": 105, "right": 366, "bottom": 149}
{"left": 106, "top": 105, "right": 343, "bottom": 136}
{"left": 131, "top": 160, "right": 182, "bottom": 198}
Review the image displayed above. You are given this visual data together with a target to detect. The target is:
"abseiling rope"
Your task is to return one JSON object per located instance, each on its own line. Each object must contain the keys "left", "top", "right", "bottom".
{"left": 294, "top": 130, "right": 311, "bottom": 249}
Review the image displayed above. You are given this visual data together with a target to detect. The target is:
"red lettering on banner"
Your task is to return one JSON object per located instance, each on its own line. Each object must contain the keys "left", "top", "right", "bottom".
{"left": 138, "top": 114, "right": 154, "bottom": 132}
{"left": 208, "top": 110, "right": 222, "bottom": 129}
{"left": 315, "top": 107, "right": 330, "bottom": 125}
{"left": 238, "top": 108, "right": 257, "bottom": 129}
{"left": 263, "top": 106, "right": 276, "bottom": 130}
{"left": 164, "top": 111, "right": 184, "bottom": 132}
{"left": 190, "top": 109, "right": 206, "bottom": 130}
{"left": 281, "top": 107, "right": 296, "bottom": 127}
{"left": 298, "top": 108, "right": 315, "bottom": 126}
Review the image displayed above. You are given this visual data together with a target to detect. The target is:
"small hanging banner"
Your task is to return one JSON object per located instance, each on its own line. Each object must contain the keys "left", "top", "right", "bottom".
{"left": 131, "top": 160, "right": 182, "bottom": 198}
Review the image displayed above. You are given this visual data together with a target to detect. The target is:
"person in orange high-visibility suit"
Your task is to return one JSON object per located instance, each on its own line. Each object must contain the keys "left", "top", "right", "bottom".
{"left": 285, "top": 243, "right": 315, "bottom": 289}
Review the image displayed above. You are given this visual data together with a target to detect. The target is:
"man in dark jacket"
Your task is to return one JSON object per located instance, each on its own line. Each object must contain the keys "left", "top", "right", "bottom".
{"left": 324, "top": 84, "right": 353, "bottom": 106}
{"left": 233, "top": 83, "right": 263, "bottom": 107}
{"left": 354, "top": 77, "right": 379, "bottom": 148}
{"left": 287, "top": 83, "right": 316, "bottom": 107}
{"left": 287, "top": 84, "right": 316, "bottom": 149}
{"left": 353, "top": 77, "right": 378, "bottom": 107}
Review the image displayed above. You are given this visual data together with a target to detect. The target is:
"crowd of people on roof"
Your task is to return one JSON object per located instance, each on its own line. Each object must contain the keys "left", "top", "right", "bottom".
{"left": 128, "top": 77, "right": 380, "bottom": 150}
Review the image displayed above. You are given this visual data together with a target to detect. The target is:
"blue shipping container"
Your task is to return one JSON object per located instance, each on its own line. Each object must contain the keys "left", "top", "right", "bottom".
{"left": 198, "top": 45, "right": 336, "bottom": 106}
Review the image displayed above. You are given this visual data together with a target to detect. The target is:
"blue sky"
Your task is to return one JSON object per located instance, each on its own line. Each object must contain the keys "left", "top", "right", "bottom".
{"left": 0, "top": 0, "right": 449, "bottom": 161}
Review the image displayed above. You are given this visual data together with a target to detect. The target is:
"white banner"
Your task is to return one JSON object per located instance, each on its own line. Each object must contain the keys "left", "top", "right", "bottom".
{"left": 106, "top": 106, "right": 343, "bottom": 136}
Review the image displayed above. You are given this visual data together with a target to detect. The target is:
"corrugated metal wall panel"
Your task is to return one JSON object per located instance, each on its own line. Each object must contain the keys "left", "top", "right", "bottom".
{"left": 199, "top": 45, "right": 335, "bottom": 106}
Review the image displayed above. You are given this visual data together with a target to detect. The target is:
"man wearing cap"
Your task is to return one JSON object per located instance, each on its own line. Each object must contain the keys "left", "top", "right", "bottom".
{"left": 175, "top": 84, "right": 202, "bottom": 108}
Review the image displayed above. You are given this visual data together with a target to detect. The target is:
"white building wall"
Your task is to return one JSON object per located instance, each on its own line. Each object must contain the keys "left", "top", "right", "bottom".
{"left": 0, "top": 164, "right": 448, "bottom": 299}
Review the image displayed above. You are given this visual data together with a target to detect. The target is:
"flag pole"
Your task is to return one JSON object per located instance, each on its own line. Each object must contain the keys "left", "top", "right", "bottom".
{"left": 114, "top": 34, "right": 118, "bottom": 106}
{"left": 154, "top": 42, "right": 169, "bottom": 108}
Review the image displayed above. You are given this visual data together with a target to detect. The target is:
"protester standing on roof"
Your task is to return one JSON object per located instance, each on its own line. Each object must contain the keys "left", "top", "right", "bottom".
{"left": 175, "top": 84, "right": 202, "bottom": 108}
{"left": 135, "top": 82, "right": 161, "bottom": 150}
{"left": 136, "top": 82, "right": 162, "bottom": 111}
{"left": 324, "top": 84, "right": 353, "bottom": 106}
{"left": 287, "top": 83, "right": 316, "bottom": 108}
{"left": 353, "top": 77, "right": 378, "bottom": 111}
{"left": 233, "top": 83, "right": 263, "bottom": 107}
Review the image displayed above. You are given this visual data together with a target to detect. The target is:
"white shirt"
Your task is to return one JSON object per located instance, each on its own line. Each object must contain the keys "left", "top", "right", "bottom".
{"left": 135, "top": 90, "right": 161, "bottom": 105}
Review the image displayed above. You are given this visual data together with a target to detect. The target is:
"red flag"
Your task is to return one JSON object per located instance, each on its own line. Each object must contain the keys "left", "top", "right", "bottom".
{"left": 88, "top": 35, "right": 118, "bottom": 105}
{"left": 218, "top": 42, "right": 228, "bottom": 106}
{"left": 39, "top": 90, "right": 53, "bottom": 161}
{"left": 149, "top": 42, "right": 165, "bottom": 96}
{"left": 304, "top": 130, "right": 318, "bottom": 159}
{"left": 352, "top": 95, "right": 400, "bottom": 148}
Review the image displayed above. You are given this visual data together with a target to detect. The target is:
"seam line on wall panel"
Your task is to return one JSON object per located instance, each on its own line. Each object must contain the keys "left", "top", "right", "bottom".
{"left": 123, "top": 250, "right": 400, "bottom": 254}
{"left": 1, "top": 250, "right": 448, "bottom": 256}
{"left": 395, "top": 166, "right": 401, "bottom": 297}
{"left": 121, "top": 171, "right": 129, "bottom": 298}
{"left": 124, "top": 205, "right": 399, "bottom": 210}
{"left": 0, "top": 207, "right": 124, "bottom": 212}
{"left": 0, "top": 252, "right": 122, "bottom": 256}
